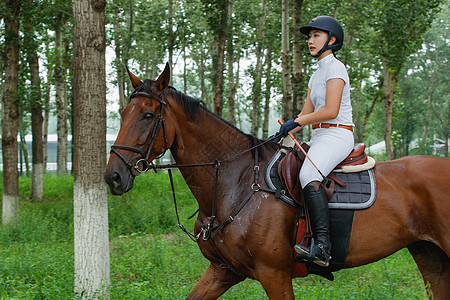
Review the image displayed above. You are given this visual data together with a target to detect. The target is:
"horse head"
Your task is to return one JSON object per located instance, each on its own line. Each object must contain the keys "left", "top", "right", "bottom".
{"left": 104, "top": 63, "right": 176, "bottom": 195}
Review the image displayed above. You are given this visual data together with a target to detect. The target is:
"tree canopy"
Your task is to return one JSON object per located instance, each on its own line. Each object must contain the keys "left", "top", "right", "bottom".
{"left": 0, "top": 0, "right": 448, "bottom": 163}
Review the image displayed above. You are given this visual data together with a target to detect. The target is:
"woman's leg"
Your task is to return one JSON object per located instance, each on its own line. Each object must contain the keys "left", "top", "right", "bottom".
{"left": 296, "top": 128, "right": 353, "bottom": 266}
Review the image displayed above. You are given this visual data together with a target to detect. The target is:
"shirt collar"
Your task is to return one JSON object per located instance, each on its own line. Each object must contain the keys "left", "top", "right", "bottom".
{"left": 317, "top": 53, "right": 334, "bottom": 68}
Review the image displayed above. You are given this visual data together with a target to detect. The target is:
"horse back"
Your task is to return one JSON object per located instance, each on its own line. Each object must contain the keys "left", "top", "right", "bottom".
{"left": 375, "top": 155, "right": 449, "bottom": 190}
{"left": 346, "top": 155, "right": 450, "bottom": 267}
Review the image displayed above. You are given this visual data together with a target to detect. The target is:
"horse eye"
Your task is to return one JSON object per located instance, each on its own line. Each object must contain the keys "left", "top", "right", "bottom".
{"left": 143, "top": 112, "right": 154, "bottom": 120}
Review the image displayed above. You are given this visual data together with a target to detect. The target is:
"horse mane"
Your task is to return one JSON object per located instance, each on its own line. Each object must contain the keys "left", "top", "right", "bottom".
{"left": 135, "top": 79, "right": 278, "bottom": 157}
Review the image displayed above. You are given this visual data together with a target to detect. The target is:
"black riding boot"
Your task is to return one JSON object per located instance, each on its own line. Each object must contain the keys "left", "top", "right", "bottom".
{"left": 294, "top": 182, "right": 332, "bottom": 267}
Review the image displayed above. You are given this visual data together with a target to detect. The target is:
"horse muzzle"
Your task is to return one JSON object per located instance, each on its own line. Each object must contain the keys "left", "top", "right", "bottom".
{"left": 104, "top": 168, "right": 135, "bottom": 195}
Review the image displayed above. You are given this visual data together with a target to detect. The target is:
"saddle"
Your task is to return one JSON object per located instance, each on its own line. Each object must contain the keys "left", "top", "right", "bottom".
{"left": 278, "top": 141, "right": 370, "bottom": 206}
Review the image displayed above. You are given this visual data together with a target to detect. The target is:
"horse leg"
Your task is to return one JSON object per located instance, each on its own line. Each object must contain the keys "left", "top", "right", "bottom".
{"left": 408, "top": 241, "right": 450, "bottom": 300}
{"left": 256, "top": 266, "right": 295, "bottom": 300}
{"left": 186, "top": 263, "right": 244, "bottom": 300}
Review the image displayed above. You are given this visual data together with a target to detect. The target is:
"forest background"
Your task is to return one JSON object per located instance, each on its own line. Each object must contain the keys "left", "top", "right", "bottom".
{"left": 1, "top": 0, "right": 448, "bottom": 176}
{"left": 0, "top": 0, "right": 449, "bottom": 298}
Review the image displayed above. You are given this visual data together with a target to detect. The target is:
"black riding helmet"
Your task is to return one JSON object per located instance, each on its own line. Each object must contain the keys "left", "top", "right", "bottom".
{"left": 300, "top": 16, "right": 344, "bottom": 57}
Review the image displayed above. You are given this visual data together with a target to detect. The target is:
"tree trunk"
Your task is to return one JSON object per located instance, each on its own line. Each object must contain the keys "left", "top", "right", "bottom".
{"left": 18, "top": 113, "right": 30, "bottom": 177}
{"left": 55, "top": 14, "right": 68, "bottom": 175}
{"left": 354, "top": 77, "right": 363, "bottom": 143}
{"left": 72, "top": 0, "right": 110, "bottom": 298}
{"left": 292, "top": 0, "right": 304, "bottom": 139}
{"left": 43, "top": 70, "right": 51, "bottom": 172}
{"left": 226, "top": 0, "right": 236, "bottom": 125}
{"left": 115, "top": 1, "right": 133, "bottom": 113}
{"left": 361, "top": 79, "right": 382, "bottom": 141}
{"left": 25, "top": 20, "right": 44, "bottom": 199}
{"left": 212, "top": 0, "right": 229, "bottom": 116}
{"left": 183, "top": 32, "right": 187, "bottom": 94}
{"left": 281, "top": 0, "right": 293, "bottom": 121}
{"left": 443, "top": 94, "right": 449, "bottom": 158}
{"left": 198, "top": 36, "right": 207, "bottom": 107}
{"left": 444, "top": 103, "right": 449, "bottom": 157}
{"left": 113, "top": 8, "right": 126, "bottom": 114}
{"left": 168, "top": 0, "right": 175, "bottom": 86}
{"left": 262, "top": 45, "right": 273, "bottom": 139}
{"left": 250, "top": 0, "right": 266, "bottom": 137}
{"left": 420, "top": 70, "right": 435, "bottom": 154}
{"left": 382, "top": 59, "right": 399, "bottom": 161}
{"left": 1, "top": 0, "right": 21, "bottom": 225}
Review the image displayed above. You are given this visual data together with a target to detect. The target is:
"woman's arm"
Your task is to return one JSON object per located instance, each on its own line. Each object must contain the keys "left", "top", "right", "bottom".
{"left": 298, "top": 88, "right": 314, "bottom": 117}
{"left": 294, "top": 78, "right": 344, "bottom": 126}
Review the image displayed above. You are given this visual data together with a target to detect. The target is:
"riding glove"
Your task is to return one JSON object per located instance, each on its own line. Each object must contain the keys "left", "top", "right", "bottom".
{"left": 279, "top": 118, "right": 301, "bottom": 137}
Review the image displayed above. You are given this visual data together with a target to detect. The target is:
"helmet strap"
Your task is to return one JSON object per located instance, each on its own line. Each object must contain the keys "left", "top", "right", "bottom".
{"left": 312, "top": 33, "right": 333, "bottom": 58}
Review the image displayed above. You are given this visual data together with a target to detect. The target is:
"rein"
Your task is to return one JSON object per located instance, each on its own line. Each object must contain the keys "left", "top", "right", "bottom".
{"left": 153, "top": 135, "right": 280, "bottom": 241}
{"left": 110, "top": 88, "right": 281, "bottom": 278}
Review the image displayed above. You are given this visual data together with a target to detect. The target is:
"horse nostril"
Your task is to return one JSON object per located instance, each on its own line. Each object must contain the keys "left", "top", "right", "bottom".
{"left": 111, "top": 172, "right": 121, "bottom": 187}
{"left": 105, "top": 171, "right": 121, "bottom": 188}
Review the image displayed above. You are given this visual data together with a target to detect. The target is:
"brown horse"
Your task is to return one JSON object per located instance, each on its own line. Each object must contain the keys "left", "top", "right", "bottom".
{"left": 104, "top": 64, "right": 450, "bottom": 299}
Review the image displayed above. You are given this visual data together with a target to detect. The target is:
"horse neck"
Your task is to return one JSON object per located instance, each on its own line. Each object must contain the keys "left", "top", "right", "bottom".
{"left": 168, "top": 97, "right": 255, "bottom": 215}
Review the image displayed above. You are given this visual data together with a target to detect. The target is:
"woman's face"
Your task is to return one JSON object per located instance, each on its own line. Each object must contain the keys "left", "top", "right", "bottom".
{"left": 308, "top": 30, "right": 335, "bottom": 57}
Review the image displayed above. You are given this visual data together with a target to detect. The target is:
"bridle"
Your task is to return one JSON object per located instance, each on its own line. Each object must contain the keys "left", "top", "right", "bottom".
{"left": 109, "top": 86, "right": 283, "bottom": 279}
{"left": 110, "top": 89, "right": 169, "bottom": 174}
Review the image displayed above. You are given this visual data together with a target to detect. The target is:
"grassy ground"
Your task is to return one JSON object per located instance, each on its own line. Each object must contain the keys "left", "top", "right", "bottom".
{"left": 0, "top": 172, "right": 427, "bottom": 299}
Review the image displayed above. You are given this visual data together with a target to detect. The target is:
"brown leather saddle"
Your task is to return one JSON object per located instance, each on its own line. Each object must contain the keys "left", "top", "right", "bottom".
{"left": 278, "top": 143, "right": 368, "bottom": 205}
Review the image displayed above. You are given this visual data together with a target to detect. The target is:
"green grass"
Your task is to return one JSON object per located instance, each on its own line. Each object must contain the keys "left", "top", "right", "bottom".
{"left": 0, "top": 172, "right": 427, "bottom": 299}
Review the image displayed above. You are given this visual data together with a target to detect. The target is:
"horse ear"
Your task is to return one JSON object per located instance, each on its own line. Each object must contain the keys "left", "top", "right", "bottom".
{"left": 155, "top": 62, "right": 171, "bottom": 90}
{"left": 126, "top": 66, "right": 143, "bottom": 89}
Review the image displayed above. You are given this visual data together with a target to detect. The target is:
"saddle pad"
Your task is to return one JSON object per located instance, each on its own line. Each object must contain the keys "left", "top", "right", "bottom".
{"left": 265, "top": 149, "right": 377, "bottom": 210}
{"left": 328, "top": 170, "right": 376, "bottom": 210}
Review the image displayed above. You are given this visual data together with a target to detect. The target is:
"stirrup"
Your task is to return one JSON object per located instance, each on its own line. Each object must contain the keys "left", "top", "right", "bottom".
{"left": 294, "top": 233, "right": 315, "bottom": 260}
{"left": 312, "top": 244, "right": 331, "bottom": 267}
{"left": 294, "top": 240, "right": 315, "bottom": 260}
{"left": 295, "top": 239, "right": 331, "bottom": 267}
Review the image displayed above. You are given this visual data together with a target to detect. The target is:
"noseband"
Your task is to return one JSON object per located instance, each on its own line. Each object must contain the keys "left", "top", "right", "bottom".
{"left": 110, "top": 89, "right": 169, "bottom": 174}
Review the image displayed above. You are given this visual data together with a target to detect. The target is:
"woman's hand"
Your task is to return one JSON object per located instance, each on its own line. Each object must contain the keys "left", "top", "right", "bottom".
{"left": 279, "top": 118, "right": 301, "bottom": 137}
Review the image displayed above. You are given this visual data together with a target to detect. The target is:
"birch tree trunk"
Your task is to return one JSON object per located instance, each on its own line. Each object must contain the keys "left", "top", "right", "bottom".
{"left": 72, "top": 0, "right": 110, "bottom": 298}
{"left": 1, "top": 0, "right": 21, "bottom": 225}
{"left": 281, "top": 0, "right": 293, "bottom": 121}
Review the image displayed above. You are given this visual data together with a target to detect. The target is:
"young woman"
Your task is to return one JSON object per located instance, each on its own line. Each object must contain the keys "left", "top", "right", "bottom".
{"left": 277, "top": 16, "right": 354, "bottom": 267}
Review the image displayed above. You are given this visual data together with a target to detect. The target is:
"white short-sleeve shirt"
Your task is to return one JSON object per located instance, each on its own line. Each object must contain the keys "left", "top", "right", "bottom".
{"left": 308, "top": 54, "right": 354, "bottom": 126}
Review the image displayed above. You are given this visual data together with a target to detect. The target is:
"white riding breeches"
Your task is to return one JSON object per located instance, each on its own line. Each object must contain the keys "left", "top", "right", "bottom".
{"left": 299, "top": 127, "right": 354, "bottom": 189}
